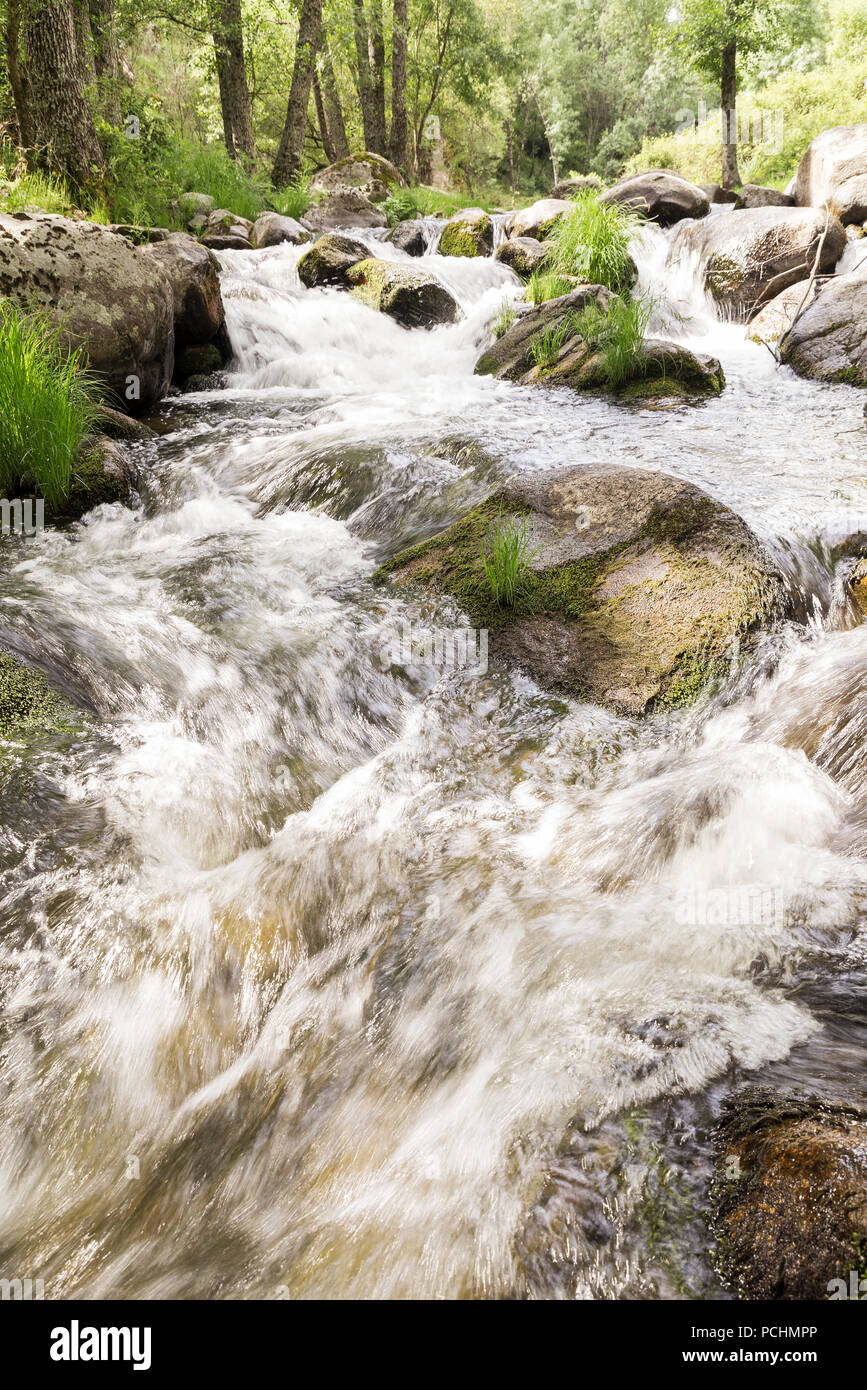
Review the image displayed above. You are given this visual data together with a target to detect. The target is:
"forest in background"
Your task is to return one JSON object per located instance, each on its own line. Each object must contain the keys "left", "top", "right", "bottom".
{"left": 0, "top": 0, "right": 865, "bottom": 224}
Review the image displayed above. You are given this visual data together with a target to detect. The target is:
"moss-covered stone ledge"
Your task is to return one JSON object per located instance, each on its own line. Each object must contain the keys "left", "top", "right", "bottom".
{"left": 375, "top": 464, "right": 785, "bottom": 716}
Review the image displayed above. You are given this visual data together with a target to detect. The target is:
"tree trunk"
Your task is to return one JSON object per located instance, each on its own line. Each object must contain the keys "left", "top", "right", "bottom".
{"left": 87, "top": 0, "right": 122, "bottom": 124}
{"left": 504, "top": 117, "right": 515, "bottom": 199}
{"left": 21, "top": 0, "right": 104, "bottom": 189}
{"left": 721, "top": 39, "right": 740, "bottom": 189}
{"left": 210, "top": 0, "right": 255, "bottom": 161}
{"left": 71, "top": 0, "right": 93, "bottom": 83}
{"left": 368, "top": 0, "right": 386, "bottom": 153}
{"left": 319, "top": 36, "right": 349, "bottom": 159}
{"left": 388, "top": 0, "right": 408, "bottom": 173}
{"left": 351, "top": 0, "right": 377, "bottom": 152}
{"left": 5, "top": 0, "right": 35, "bottom": 148}
{"left": 272, "top": 0, "right": 321, "bottom": 187}
{"left": 312, "top": 70, "right": 335, "bottom": 162}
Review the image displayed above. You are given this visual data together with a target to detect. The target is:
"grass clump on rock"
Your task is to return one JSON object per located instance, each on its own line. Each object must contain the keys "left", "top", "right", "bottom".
{"left": 571, "top": 293, "right": 655, "bottom": 388}
{"left": 479, "top": 512, "right": 537, "bottom": 606}
{"left": 526, "top": 270, "right": 576, "bottom": 305}
{"left": 546, "top": 190, "right": 639, "bottom": 293}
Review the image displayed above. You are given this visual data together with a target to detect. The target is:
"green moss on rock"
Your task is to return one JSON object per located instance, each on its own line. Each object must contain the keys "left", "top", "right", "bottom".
{"left": 0, "top": 652, "right": 74, "bottom": 741}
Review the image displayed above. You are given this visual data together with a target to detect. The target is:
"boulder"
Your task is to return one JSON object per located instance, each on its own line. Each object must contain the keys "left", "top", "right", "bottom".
{"left": 0, "top": 212, "right": 174, "bottom": 411}
{"left": 344, "top": 258, "right": 459, "bottom": 328}
{"left": 438, "top": 207, "right": 493, "bottom": 258}
{"left": 200, "top": 233, "right": 252, "bottom": 251}
{"left": 388, "top": 219, "right": 429, "bottom": 256}
{"left": 790, "top": 124, "right": 867, "bottom": 224}
{"left": 66, "top": 435, "right": 138, "bottom": 517}
{"left": 475, "top": 286, "right": 724, "bottom": 398}
{"left": 778, "top": 267, "right": 867, "bottom": 384}
{"left": 699, "top": 184, "right": 740, "bottom": 207}
{"left": 297, "top": 233, "right": 368, "bottom": 288}
{"left": 174, "top": 342, "right": 224, "bottom": 384}
{"left": 746, "top": 280, "right": 819, "bottom": 345}
{"left": 108, "top": 224, "right": 173, "bottom": 245}
{"left": 711, "top": 1089, "right": 867, "bottom": 1301}
{"left": 601, "top": 170, "right": 709, "bottom": 225}
{"left": 376, "top": 464, "right": 783, "bottom": 715}
{"left": 302, "top": 189, "right": 387, "bottom": 232}
{"left": 204, "top": 208, "right": 254, "bottom": 236}
{"left": 738, "top": 182, "right": 794, "bottom": 209}
{"left": 506, "top": 198, "right": 572, "bottom": 240}
{"left": 310, "top": 151, "right": 406, "bottom": 203}
{"left": 250, "top": 212, "right": 309, "bottom": 248}
{"left": 174, "top": 192, "right": 215, "bottom": 225}
{"left": 668, "top": 205, "right": 846, "bottom": 318}
{"left": 143, "top": 233, "right": 224, "bottom": 349}
{"left": 551, "top": 176, "right": 602, "bottom": 199}
{"left": 494, "top": 236, "right": 548, "bottom": 276}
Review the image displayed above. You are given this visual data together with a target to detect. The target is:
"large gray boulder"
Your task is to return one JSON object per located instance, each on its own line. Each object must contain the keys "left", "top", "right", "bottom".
{"left": 601, "top": 170, "right": 709, "bottom": 225}
{"left": 310, "top": 151, "right": 406, "bottom": 203}
{"left": 345, "top": 258, "right": 459, "bottom": 328}
{"left": 297, "top": 233, "right": 368, "bottom": 288}
{"left": 738, "top": 183, "right": 794, "bottom": 209}
{"left": 302, "top": 189, "right": 387, "bottom": 231}
{"left": 377, "top": 464, "right": 783, "bottom": 715}
{"left": 438, "top": 207, "right": 493, "bottom": 258}
{"left": 0, "top": 212, "right": 174, "bottom": 410}
{"left": 144, "top": 233, "right": 224, "bottom": 348}
{"left": 790, "top": 124, "right": 867, "bottom": 225}
{"left": 250, "top": 212, "right": 309, "bottom": 248}
{"left": 669, "top": 205, "right": 846, "bottom": 318}
{"left": 494, "top": 236, "right": 548, "bottom": 276}
{"left": 505, "top": 198, "right": 571, "bottom": 240}
{"left": 779, "top": 267, "right": 867, "bottom": 384}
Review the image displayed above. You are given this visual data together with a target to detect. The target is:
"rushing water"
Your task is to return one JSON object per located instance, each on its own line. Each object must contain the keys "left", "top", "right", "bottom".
{"left": 1, "top": 222, "right": 867, "bottom": 1300}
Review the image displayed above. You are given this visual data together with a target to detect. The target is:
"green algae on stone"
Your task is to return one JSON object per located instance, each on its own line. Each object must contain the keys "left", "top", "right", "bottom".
{"left": 345, "top": 258, "right": 459, "bottom": 328}
{"left": 439, "top": 208, "right": 493, "bottom": 258}
{"left": 0, "top": 652, "right": 74, "bottom": 741}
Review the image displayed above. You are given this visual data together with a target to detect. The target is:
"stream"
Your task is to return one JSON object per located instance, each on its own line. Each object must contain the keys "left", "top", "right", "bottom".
{"left": 1, "top": 220, "right": 867, "bottom": 1299}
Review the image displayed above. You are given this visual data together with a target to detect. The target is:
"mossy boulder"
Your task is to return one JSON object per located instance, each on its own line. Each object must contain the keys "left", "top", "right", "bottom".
{"left": 475, "top": 285, "right": 724, "bottom": 398}
{"left": 64, "top": 435, "right": 138, "bottom": 518}
{"left": 494, "top": 236, "right": 548, "bottom": 276}
{"left": 376, "top": 464, "right": 784, "bottom": 716}
{"left": 0, "top": 652, "right": 73, "bottom": 741}
{"left": 345, "top": 258, "right": 460, "bottom": 328}
{"left": 669, "top": 206, "right": 846, "bottom": 319}
{"left": 297, "top": 233, "right": 368, "bottom": 288}
{"left": 505, "top": 198, "right": 572, "bottom": 241}
{"left": 310, "top": 151, "right": 406, "bottom": 203}
{"left": 438, "top": 207, "right": 493, "bottom": 258}
{"left": 711, "top": 1089, "right": 867, "bottom": 1300}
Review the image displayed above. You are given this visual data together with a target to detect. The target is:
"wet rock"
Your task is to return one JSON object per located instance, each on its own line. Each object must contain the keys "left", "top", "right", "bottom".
{"left": 475, "top": 285, "right": 724, "bottom": 398}
{"left": 95, "top": 405, "right": 156, "bottom": 441}
{"left": 668, "top": 205, "right": 846, "bottom": 318}
{"left": 66, "top": 435, "right": 138, "bottom": 517}
{"left": 0, "top": 651, "right": 72, "bottom": 741}
{"left": 310, "top": 151, "right": 406, "bottom": 204}
{"left": 345, "top": 258, "right": 459, "bottom": 328}
{"left": 738, "top": 183, "right": 794, "bottom": 209}
{"left": 494, "top": 236, "right": 548, "bottom": 276}
{"left": 551, "top": 175, "right": 602, "bottom": 199}
{"left": 174, "top": 341, "right": 223, "bottom": 384}
{"left": 0, "top": 212, "right": 174, "bottom": 410}
{"left": 746, "top": 281, "right": 819, "bottom": 345}
{"left": 297, "top": 233, "right": 369, "bottom": 288}
{"left": 505, "top": 198, "right": 572, "bottom": 240}
{"left": 779, "top": 267, "right": 867, "bottom": 384}
{"left": 143, "top": 233, "right": 224, "bottom": 350}
{"left": 439, "top": 207, "right": 493, "bottom": 258}
{"left": 250, "top": 211, "right": 309, "bottom": 248}
{"left": 848, "top": 555, "right": 867, "bottom": 613}
{"left": 377, "top": 464, "right": 783, "bottom": 716}
{"left": 388, "top": 219, "right": 428, "bottom": 256}
{"left": 601, "top": 170, "right": 709, "bottom": 225}
{"left": 699, "top": 184, "right": 741, "bottom": 207}
{"left": 790, "top": 124, "right": 867, "bottom": 225}
{"left": 302, "top": 189, "right": 387, "bottom": 232}
{"left": 711, "top": 1089, "right": 867, "bottom": 1300}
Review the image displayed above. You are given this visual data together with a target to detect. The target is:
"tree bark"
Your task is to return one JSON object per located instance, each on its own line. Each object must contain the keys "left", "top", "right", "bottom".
{"left": 272, "top": 0, "right": 321, "bottom": 187}
{"left": 388, "top": 0, "right": 408, "bottom": 172}
{"left": 5, "top": 0, "right": 35, "bottom": 148}
{"left": 87, "top": 0, "right": 122, "bottom": 124}
{"left": 20, "top": 0, "right": 104, "bottom": 189}
{"left": 721, "top": 39, "right": 740, "bottom": 189}
{"left": 312, "top": 70, "right": 335, "bottom": 162}
{"left": 319, "top": 35, "right": 349, "bottom": 158}
{"left": 351, "top": 0, "right": 377, "bottom": 152}
{"left": 368, "top": 0, "right": 386, "bottom": 153}
{"left": 210, "top": 0, "right": 255, "bottom": 161}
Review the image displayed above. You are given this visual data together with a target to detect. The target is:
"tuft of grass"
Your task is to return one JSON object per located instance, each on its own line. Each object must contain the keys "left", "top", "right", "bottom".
{"left": 270, "top": 178, "right": 311, "bottom": 220}
{"left": 571, "top": 293, "right": 654, "bottom": 388}
{"left": 0, "top": 302, "right": 102, "bottom": 510}
{"left": 546, "top": 190, "right": 639, "bottom": 293}
{"left": 1, "top": 169, "right": 76, "bottom": 215}
{"left": 479, "top": 511, "right": 537, "bottom": 607}
{"left": 492, "top": 300, "right": 517, "bottom": 339}
{"left": 526, "top": 270, "right": 575, "bottom": 305}
{"left": 529, "top": 318, "right": 573, "bottom": 368}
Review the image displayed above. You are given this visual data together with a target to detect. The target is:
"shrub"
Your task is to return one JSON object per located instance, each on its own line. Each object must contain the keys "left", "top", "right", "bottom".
{"left": 0, "top": 303, "right": 101, "bottom": 510}
{"left": 479, "top": 512, "right": 537, "bottom": 607}
{"left": 546, "top": 190, "right": 639, "bottom": 293}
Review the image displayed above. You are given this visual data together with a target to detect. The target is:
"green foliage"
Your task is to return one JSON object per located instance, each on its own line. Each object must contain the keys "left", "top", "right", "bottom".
{"left": 526, "top": 270, "right": 575, "bottom": 304}
{"left": 492, "top": 300, "right": 517, "bottom": 339}
{"left": 269, "top": 178, "right": 311, "bottom": 220}
{"left": 529, "top": 317, "right": 573, "bottom": 367}
{"left": 0, "top": 167, "right": 76, "bottom": 215}
{"left": 671, "top": 0, "right": 821, "bottom": 82}
{"left": 382, "top": 188, "right": 421, "bottom": 226}
{"left": 546, "top": 191, "right": 638, "bottom": 292}
{"left": 0, "top": 303, "right": 101, "bottom": 510}
{"left": 479, "top": 511, "right": 537, "bottom": 607}
{"left": 572, "top": 293, "right": 654, "bottom": 387}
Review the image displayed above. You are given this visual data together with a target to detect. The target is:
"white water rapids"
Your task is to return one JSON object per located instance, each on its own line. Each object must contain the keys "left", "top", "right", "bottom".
{"left": 1, "top": 224, "right": 867, "bottom": 1299}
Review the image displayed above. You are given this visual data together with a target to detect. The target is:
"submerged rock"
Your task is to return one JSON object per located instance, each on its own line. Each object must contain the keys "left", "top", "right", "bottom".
{"left": 297, "top": 233, "right": 368, "bottom": 288}
{"left": 439, "top": 207, "right": 493, "bottom": 258}
{"left": 377, "top": 464, "right": 783, "bottom": 715}
{"left": 778, "top": 268, "right": 867, "bottom": 384}
{"left": 790, "top": 124, "right": 867, "bottom": 225}
{"left": 0, "top": 212, "right": 174, "bottom": 410}
{"left": 601, "top": 170, "right": 709, "bottom": 225}
{"left": 711, "top": 1089, "right": 867, "bottom": 1300}
{"left": 494, "top": 236, "right": 548, "bottom": 276}
{"left": 668, "top": 206, "right": 846, "bottom": 318}
{"left": 0, "top": 652, "right": 73, "bottom": 742}
{"left": 505, "top": 198, "right": 571, "bottom": 240}
{"left": 345, "top": 258, "right": 459, "bottom": 328}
